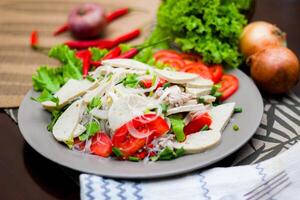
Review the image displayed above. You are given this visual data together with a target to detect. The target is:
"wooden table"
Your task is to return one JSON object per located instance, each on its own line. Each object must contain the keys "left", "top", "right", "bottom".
{"left": 0, "top": 0, "right": 299, "bottom": 199}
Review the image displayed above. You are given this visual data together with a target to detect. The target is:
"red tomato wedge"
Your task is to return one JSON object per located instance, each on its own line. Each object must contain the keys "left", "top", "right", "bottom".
{"left": 209, "top": 65, "right": 223, "bottom": 83}
{"left": 180, "top": 53, "right": 202, "bottom": 65}
{"left": 112, "top": 114, "right": 170, "bottom": 157}
{"left": 155, "top": 57, "right": 185, "bottom": 70}
{"left": 153, "top": 50, "right": 182, "bottom": 60}
{"left": 218, "top": 74, "right": 239, "bottom": 101}
{"left": 140, "top": 78, "right": 167, "bottom": 89}
{"left": 90, "top": 132, "right": 112, "bottom": 157}
{"left": 184, "top": 113, "right": 212, "bottom": 135}
{"left": 181, "top": 63, "right": 212, "bottom": 80}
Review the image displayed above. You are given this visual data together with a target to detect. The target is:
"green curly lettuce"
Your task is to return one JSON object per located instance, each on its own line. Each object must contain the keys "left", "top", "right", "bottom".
{"left": 147, "top": 0, "right": 251, "bottom": 68}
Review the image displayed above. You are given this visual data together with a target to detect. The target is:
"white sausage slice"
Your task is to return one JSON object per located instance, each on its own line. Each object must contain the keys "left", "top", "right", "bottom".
{"left": 173, "top": 130, "right": 221, "bottom": 154}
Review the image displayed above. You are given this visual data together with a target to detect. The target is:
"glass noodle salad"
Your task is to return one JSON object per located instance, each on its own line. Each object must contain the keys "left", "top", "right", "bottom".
{"left": 36, "top": 58, "right": 240, "bottom": 162}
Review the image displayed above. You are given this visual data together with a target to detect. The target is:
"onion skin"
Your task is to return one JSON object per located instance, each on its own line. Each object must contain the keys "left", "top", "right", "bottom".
{"left": 250, "top": 47, "right": 299, "bottom": 94}
{"left": 68, "top": 3, "right": 107, "bottom": 39}
{"left": 240, "top": 21, "right": 286, "bottom": 58}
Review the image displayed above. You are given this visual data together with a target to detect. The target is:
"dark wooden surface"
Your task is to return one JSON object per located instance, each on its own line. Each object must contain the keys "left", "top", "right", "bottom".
{"left": 0, "top": 0, "right": 299, "bottom": 199}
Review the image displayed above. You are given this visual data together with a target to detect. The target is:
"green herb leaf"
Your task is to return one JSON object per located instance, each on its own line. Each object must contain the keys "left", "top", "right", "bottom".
{"left": 162, "top": 82, "right": 171, "bottom": 90}
{"left": 87, "top": 96, "right": 102, "bottom": 112}
{"left": 122, "top": 73, "right": 139, "bottom": 88}
{"left": 32, "top": 66, "right": 62, "bottom": 93}
{"left": 89, "top": 47, "right": 109, "bottom": 61}
{"left": 31, "top": 89, "right": 59, "bottom": 106}
{"left": 47, "top": 110, "right": 62, "bottom": 131}
{"left": 49, "top": 45, "right": 82, "bottom": 81}
{"left": 112, "top": 147, "right": 123, "bottom": 157}
{"left": 160, "top": 103, "right": 169, "bottom": 114}
{"left": 201, "top": 125, "right": 209, "bottom": 131}
{"left": 169, "top": 115, "right": 185, "bottom": 142}
{"left": 147, "top": 0, "right": 249, "bottom": 68}
{"left": 79, "top": 121, "right": 101, "bottom": 141}
{"left": 86, "top": 75, "right": 95, "bottom": 82}
{"left": 119, "top": 44, "right": 132, "bottom": 53}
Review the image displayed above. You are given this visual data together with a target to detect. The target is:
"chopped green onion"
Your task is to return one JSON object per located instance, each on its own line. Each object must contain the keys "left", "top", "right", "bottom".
{"left": 128, "top": 156, "right": 140, "bottom": 162}
{"left": 162, "top": 82, "right": 171, "bottom": 90}
{"left": 153, "top": 147, "right": 185, "bottom": 161}
{"left": 198, "top": 97, "right": 205, "bottom": 104}
{"left": 201, "top": 125, "right": 209, "bottom": 131}
{"left": 175, "top": 147, "right": 185, "bottom": 157}
{"left": 150, "top": 156, "right": 159, "bottom": 161}
{"left": 210, "top": 84, "right": 221, "bottom": 95}
{"left": 234, "top": 107, "right": 243, "bottom": 113}
{"left": 145, "top": 69, "right": 151, "bottom": 75}
{"left": 112, "top": 147, "right": 123, "bottom": 157}
{"left": 169, "top": 115, "right": 186, "bottom": 142}
{"left": 233, "top": 124, "right": 239, "bottom": 131}
{"left": 213, "top": 91, "right": 223, "bottom": 99}
{"left": 160, "top": 103, "right": 168, "bottom": 114}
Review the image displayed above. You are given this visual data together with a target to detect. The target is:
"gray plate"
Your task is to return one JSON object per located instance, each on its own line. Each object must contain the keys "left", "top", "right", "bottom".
{"left": 18, "top": 69, "right": 263, "bottom": 179}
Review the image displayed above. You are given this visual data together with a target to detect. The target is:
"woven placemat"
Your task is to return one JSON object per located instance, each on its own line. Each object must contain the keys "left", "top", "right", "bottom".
{"left": 0, "top": 0, "right": 159, "bottom": 108}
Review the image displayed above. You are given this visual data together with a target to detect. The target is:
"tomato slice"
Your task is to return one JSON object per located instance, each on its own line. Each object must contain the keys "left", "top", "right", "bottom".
{"left": 218, "top": 74, "right": 239, "bottom": 101}
{"left": 112, "top": 114, "right": 170, "bottom": 157}
{"left": 90, "top": 132, "right": 112, "bottom": 157}
{"left": 155, "top": 57, "right": 185, "bottom": 70}
{"left": 184, "top": 113, "right": 212, "bottom": 135}
{"left": 181, "top": 63, "right": 212, "bottom": 80}
{"left": 209, "top": 65, "right": 223, "bottom": 83}
{"left": 180, "top": 53, "right": 202, "bottom": 65}
{"left": 140, "top": 78, "right": 167, "bottom": 89}
{"left": 153, "top": 50, "right": 182, "bottom": 60}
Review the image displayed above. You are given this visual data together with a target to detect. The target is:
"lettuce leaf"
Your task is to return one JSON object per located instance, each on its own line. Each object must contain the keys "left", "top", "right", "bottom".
{"left": 147, "top": 0, "right": 251, "bottom": 68}
{"left": 89, "top": 47, "right": 109, "bottom": 61}
{"left": 32, "top": 45, "right": 83, "bottom": 93}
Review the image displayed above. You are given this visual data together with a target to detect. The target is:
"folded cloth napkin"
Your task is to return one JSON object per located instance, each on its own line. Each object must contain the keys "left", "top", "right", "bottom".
{"left": 80, "top": 141, "right": 300, "bottom": 200}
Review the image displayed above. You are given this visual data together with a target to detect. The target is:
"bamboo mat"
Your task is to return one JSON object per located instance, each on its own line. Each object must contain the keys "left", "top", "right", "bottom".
{"left": 0, "top": 0, "right": 159, "bottom": 108}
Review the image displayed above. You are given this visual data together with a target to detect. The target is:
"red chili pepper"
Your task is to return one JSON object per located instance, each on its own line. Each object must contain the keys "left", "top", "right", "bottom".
{"left": 113, "top": 29, "right": 140, "bottom": 45}
{"left": 30, "top": 31, "right": 39, "bottom": 49}
{"left": 106, "top": 8, "right": 129, "bottom": 23}
{"left": 90, "top": 61, "right": 101, "bottom": 67}
{"left": 76, "top": 50, "right": 91, "bottom": 76}
{"left": 53, "top": 23, "right": 69, "bottom": 36}
{"left": 117, "top": 48, "right": 139, "bottom": 58}
{"left": 65, "top": 39, "right": 115, "bottom": 49}
{"left": 102, "top": 46, "right": 121, "bottom": 60}
{"left": 90, "top": 46, "right": 121, "bottom": 67}
{"left": 65, "top": 29, "right": 140, "bottom": 49}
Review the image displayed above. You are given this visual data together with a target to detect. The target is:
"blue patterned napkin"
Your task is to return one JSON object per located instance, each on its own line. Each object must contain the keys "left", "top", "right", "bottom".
{"left": 81, "top": 141, "right": 300, "bottom": 200}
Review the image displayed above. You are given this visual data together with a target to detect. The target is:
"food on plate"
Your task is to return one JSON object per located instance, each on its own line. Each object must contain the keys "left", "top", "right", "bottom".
{"left": 146, "top": 0, "right": 252, "bottom": 68}
{"left": 239, "top": 21, "right": 286, "bottom": 57}
{"left": 249, "top": 47, "right": 300, "bottom": 94}
{"left": 33, "top": 56, "right": 241, "bottom": 161}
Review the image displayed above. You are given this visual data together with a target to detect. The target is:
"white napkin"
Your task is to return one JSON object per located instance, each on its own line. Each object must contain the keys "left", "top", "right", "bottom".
{"left": 80, "top": 142, "right": 300, "bottom": 200}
